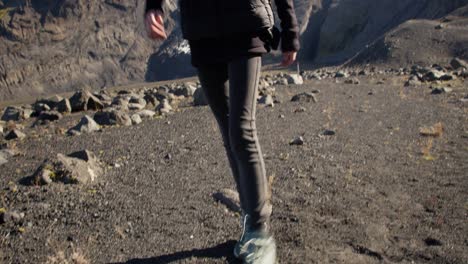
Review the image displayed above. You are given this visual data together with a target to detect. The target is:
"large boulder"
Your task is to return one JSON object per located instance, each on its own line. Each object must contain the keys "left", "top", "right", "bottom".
{"left": 69, "top": 90, "right": 104, "bottom": 112}
{"left": 5, "top": 129, "right": 26, "bottom": 140}
{"left": 67, "top": 115, "right": 101, "bottom": 135}
{"left": 32, "top": 150, "right": 103, "bottom": 185}
{"left": 1, "top": 106, "right": 32, "bottom": 121}
{"left": 94, "top": 109, "right": 132, "bottom": 126}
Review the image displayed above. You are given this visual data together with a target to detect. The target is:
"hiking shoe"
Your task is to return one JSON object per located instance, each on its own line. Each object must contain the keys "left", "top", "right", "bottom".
{"left": 234, "top": 214, "right": 277, "bottom": 264}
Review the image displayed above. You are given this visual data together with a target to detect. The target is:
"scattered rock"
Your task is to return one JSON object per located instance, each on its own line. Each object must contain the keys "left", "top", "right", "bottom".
{"left": 37, "top": 111, "right": 63, "bottom": 122}
{"left": 156, "top": 99, "right": 173, "bottom": 114}
{"left": 335, "top": 71, "right": 349, "bottom": 78}
{"left": 405, "top": 75, "right": 422, "bottom": 86}
{"left": 32, "top": 150, "right": 103, "bottom": 185}
{"left": 94, "top": 109, "right": 132, "bottom": 126}
{"left": 1, "top": 106, "right": 31, "bottom": 121}
{"left": 33, "top": 102, "right": 51, "bottom": 114}
{"left": 5, "top": 129, "right": 26, "bottom": 140}
{"left": 450, "top": 57, "right": 468, "bottom": 70}
{"left": 0, "top": 152, "right": 8, "bottom": 166}
{"left": 174, "top": 82, "right": 197, "bottom": 97}
{"left": 137, "top": 110, "right": 156, "bottom": 119}
{"left": 431, "top": 87, "right": 452, "bottom": 94}
{"left": 322, "top": 129, "right": 336, "bottom": 136}
{"left": 144, "top": 94, "right": 159, "bottom": 106}
{"left": 294, "top": 106, "right": 307, "bottom": 113}
{"left": 285, "top": 74, "right": 304, "bottom": 85}
{"left": 424, "top": 237, "right": 443, "bottom": 246}
{"left": 69, "top": 90, "right": 104, "bottom": 112}
{"left": 259, "top": 94, "right": 274, "bottom": 107}
{"left": 344, "top": 78, "right": 360, "bottom": 85}
{"left": 0, "top": 210, "right": 24, "bottom": 224}
{"left": 291, "top": 92, "right": 317, "bottom": 103}
{"left": 57, "top": 98, "right": 72, "bottom": 113}
{"left": 128, "top": 96, "right": 147, "bottom": 110}
{"left": 131, "top": 114, "right": 142, "bottom": 125}
{"left": 193, "top": 88, "right": 208, "bottom": 106}
{"left": 67, "top": 115, "right": 100, "bottom": 135}
{"left": 212, "top": 188, "right": 241, "bottom": 213}
{"left": 290, "top": 136, "right": 304, "bottom": 145}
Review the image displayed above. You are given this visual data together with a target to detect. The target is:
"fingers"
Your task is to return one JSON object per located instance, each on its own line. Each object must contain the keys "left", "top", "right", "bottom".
{"left": 281, "top": 52, "right": 297, "bottom": 67}
{"left": 145, "top": 10, "right": 167, "bottom": 40}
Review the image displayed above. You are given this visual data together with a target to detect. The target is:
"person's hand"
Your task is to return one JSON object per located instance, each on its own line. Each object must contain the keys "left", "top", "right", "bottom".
{"left": 281, "top": 51, "right": 297, "bottom": 67}
{"left": 145, "top": 9, "right": 167, "bottom": 40}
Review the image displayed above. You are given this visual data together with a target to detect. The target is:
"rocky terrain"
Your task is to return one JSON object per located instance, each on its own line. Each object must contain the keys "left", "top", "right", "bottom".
{"left": 0, "top": 56, "right": 467, "bottom": 263}
{"left": 1, "top": 0, "right": 468, "bottom": 102}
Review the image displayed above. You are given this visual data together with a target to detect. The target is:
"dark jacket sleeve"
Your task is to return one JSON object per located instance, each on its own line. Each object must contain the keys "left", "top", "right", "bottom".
{"left": 274, "top": 0, "right": 300, "bottom": 52}
{"left": 145, "top": 0, "right": 164, "bottom": 14}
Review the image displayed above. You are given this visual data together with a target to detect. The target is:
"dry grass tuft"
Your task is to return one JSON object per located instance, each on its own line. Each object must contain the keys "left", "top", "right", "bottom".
{"left": 46, "top": 249, "right": 89, "bottom": 264}
{"left": 419, "top": 122, "right": 444, "bottom": 137}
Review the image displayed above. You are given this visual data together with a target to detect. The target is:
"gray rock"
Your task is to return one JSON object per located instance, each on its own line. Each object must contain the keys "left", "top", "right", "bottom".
{"left": 322, "top": 129, "right": 336, "bottom": 136}
{"left": 1, "top": 106, "right": 27, "bottom": 121}
{"left": 0, "top": 152, "right": 7, "bottom": 166}
{"left": 111, "top": 97, "right": 130, "bottom": 111}
{"left": 431, "top": 87, "right": 453, "bottom": 94}
{"left": 423, "top": 69, "right": 454, "bottom": 82}
{"left": 450, "top": 58, "right": 468, "bottom": 70}
{"left": 67, "top": 115, "right": 100, "bottom": 135}
{"left": 57, "top": 98, "right": 72, "bottom": 113}
{"left": 335, "top": 71, "right": 349, "bottom": 78}
{"left": 405, "top": 75, "right": 422, "bottom": 86}
{"left": 87, "top": 94, "right": 105, "bottom": 111}
{"left": 94, "top": 109, "right": 131, "bottom": 126}
{"left": 137, "top": 110, "right": 156, "bottom": 119}
{"left": 174, "top": 82, "right": 197, "bottom": 97}
{"left": 212, "top": 188, "right": 241, "bottom": 213}
{"left": 36, "top": 168, "right": 54, "bottom": 185}
{"left": 5, "top": 129, "right": 26, "bottom": 140}
{"left": 131, "top": 114, "right": 142, "bottom": 125}
{"left": 193, "top": 88, "right": 208, "bottom": 106}
{"left": 33, "top": 102, "right": 51, "bottom": 114}
{"left": 344, "top": 78, "right": 360, "bottom": 84}
{"left": 291, "top": 92, "right": 317, "bottom": 103}
{"left": 156, "top": 99, "right": 173, "bottom": 114}
{"left": 259, "top": 94, "right": 274, "bottom": 107}
{"left": 286, "top": 74, "right": 304, "bottom": 85}
{"left": 143, "top": 94, "right": 159, "bottom": 106}
{"left": 1, "top": 211, "right": 24, "bottom": 224}
{"left": 32, "top": 150, "right": 103, "bottom": 185}
{"left": 128, "top": 102, "right": 146, "bottom": 111}
{"left": 69, "top": 90, "right": 104, "bottom": 112}
{"left": 290, "top": 136, "right": 305, "bottom": 146}
{"left": 37, "top": 111, "right": 63, "bottom": 122}
{"left": 276, "top": 78, "right": 289, "bottom": 85}
{"left": 0, "top": 122, "right": 3, "bottom": 136}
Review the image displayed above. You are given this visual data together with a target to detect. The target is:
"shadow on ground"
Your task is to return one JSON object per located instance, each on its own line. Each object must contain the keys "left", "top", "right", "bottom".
{"left": 110, "top": 240, "right": 241, "bottom": 264}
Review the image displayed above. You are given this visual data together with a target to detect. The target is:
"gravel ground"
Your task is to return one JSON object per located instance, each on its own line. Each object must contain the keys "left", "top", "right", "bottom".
{"left": 0, "top": 74, "right": 467, "bottom": 264}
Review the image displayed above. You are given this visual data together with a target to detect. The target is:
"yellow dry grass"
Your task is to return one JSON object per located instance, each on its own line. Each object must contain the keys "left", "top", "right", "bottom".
{"left": 419, "top": 122, "right": 444, "bottom": 137}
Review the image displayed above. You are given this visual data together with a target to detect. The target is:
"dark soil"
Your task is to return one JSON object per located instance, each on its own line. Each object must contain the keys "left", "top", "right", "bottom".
{"left": 0, "top": 73, "right": 467, "bottom": 264}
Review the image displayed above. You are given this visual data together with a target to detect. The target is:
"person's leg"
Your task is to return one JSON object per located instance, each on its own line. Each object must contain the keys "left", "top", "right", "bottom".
{"left": 228, "top": 55, "right": 271, "bottom": 231}
{"left": 196, "top": 63, "right": 246, "bottom": 209}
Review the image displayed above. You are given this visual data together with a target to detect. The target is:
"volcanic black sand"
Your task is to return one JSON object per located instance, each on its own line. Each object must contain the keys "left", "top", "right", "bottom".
{"left": 0, "top": 73, "right": 467, "bottom": 263}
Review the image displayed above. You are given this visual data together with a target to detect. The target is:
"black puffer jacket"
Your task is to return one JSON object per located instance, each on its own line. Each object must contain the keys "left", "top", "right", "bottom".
{"left": 146, "top": 0, "right": 300, "bottom": 52}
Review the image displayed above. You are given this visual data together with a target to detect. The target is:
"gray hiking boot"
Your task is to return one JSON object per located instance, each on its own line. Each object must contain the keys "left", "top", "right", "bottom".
{"left": 234, "top": 214, "right": 277, "bottom": 264}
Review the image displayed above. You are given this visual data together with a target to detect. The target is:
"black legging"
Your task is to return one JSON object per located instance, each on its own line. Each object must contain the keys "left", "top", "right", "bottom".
{"left": 197, "top": 55, "right": 271, "bottom": 229}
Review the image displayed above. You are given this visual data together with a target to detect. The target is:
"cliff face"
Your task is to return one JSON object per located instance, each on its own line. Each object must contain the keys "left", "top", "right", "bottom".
{"left": 307, "top": 0, "right": 468, "bottom": 65}
{"left": 0, "top": 0, "right": 181, "bottom": 102}
{"left": 0, "top": 0, "right": 467, "bottom": 102}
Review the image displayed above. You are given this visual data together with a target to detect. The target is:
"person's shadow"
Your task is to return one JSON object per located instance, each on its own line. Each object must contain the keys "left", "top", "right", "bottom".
{"left": 109, "top": 240, "right": 241, "bottom": 264}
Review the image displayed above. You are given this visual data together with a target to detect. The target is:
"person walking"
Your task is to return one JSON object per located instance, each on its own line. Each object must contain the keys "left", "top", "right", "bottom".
{"left": 144, "top": 1, "right": 300, "bottom": 263}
